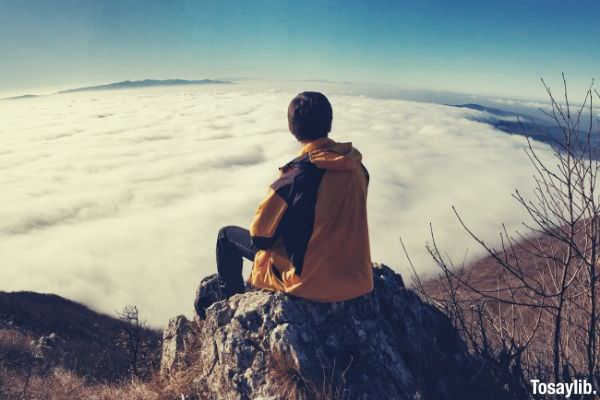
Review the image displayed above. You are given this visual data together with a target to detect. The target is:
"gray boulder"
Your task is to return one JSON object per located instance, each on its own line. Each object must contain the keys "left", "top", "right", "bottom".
{"left": 160, "top": 315, "right": 194, "bottom": 375}
{"left": 32, "top": 332, "right": 65, "bottom": 361}
{"left": 162, "top": 264, "right": 507, "bottom": 400}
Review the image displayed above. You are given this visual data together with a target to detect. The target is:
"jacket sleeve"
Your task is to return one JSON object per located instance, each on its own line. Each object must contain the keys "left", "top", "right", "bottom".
{"left": 249, "top": 187, "right": 288, "bottom": 250}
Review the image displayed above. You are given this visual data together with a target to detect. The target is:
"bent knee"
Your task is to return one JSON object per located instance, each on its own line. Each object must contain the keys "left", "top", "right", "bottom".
{"left": 217, "top": 225, "right": 238, "bottom": 241}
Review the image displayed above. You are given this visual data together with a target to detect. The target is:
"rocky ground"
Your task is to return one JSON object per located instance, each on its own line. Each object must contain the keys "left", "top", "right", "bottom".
{"left": 161, "top": 264, "right": 510, "bottom": 400}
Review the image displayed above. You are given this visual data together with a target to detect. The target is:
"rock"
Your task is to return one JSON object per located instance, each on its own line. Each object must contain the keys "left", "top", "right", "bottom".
{"left": 32, "top": 332, "right": 65, "bottom": 360}
{"left": 160, "top": 315, "right": 194, "bottom": 376}
{"left": 164, "top": 264, "right": 507, "bottom": 400}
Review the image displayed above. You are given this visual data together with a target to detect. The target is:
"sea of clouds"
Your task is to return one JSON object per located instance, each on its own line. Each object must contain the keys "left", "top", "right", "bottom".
{"left": 0, "top": 82, "right": 554, "bottom": 326}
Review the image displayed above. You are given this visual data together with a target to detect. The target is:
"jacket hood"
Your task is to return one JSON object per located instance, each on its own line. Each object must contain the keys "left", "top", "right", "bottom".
{"left": 302, "top": 138, "right": 363, "bottom": 171}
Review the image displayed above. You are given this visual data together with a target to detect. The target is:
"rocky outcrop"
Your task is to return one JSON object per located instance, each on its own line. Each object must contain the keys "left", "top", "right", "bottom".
{"left": 31, "top": 332, "right": 65, "bottom": 362}
{"left": 161, "top": 265, "right": 507, "bottom": 400}
{"left": 160, "top": 315, "right": 194, "bottom": 375}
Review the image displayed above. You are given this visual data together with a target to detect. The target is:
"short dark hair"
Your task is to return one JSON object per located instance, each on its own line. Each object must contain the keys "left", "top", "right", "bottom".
{"left": 287, "top": 92, "right": 333, "bottom": 142}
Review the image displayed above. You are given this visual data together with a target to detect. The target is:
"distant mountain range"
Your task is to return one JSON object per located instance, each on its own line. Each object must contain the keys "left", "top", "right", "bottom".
{"left": 2, "top": 94, "right": 40, "bottom": 100}
{"left": 449, "top": 103, "right": 595, "bottom": 150}
{"left": 1, "top": 79, "right": 233, "bottom": 100}
{"left": 451, "top": 103, "right": 518, "bottom": 118}
{"left": 58, "top": 78, "right": 232, "bottom": 94}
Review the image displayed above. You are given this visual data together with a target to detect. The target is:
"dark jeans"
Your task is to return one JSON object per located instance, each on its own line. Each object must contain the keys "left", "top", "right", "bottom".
{"left": 216, "top": 225, "right": 257, "bottom": 297}
{"left": 195, "top": 226, "right": 258, "bottom": 319}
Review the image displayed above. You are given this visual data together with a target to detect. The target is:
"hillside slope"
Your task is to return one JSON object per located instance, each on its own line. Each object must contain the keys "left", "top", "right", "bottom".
{"left": 0, "top": 291, "right": 161, "bottom": 383}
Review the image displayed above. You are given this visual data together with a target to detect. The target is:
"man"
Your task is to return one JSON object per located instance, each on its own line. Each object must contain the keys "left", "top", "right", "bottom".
{"left": 195, "top": 92, "right": 373, "bottom": 318}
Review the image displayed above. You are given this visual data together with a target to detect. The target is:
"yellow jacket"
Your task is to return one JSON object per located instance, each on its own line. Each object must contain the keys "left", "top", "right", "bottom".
{"left": 249, "top": 137, "right": 373, "bottom": 302}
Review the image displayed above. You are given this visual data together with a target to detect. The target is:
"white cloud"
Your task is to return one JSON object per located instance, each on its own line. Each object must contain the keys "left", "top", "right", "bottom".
{"left": 0, "top": 84, "right": 554, "bottom": 326}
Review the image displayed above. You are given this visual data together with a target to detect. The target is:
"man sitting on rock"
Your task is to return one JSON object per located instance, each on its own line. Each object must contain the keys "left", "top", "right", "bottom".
{"left": 195, "top": 92, "right": 373, "bottom": 318}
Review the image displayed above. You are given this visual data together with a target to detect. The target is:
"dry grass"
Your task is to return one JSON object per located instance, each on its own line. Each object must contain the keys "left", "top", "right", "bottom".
{"left": 0, "top": 323, "right": 198, "bottom": 400}
{"left": 3, "top": 367, "right": 146, "bottom": 400}
{"left": 0, "top": 365, "right": 205, "bottom": 400}
{"left": 0, "top": 329, "right": 35, "bottom": 371}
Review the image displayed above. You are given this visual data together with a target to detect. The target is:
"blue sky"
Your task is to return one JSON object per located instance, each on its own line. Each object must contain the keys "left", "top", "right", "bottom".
{"left": 1, "top": 0, "right": 599, "bottom": 99}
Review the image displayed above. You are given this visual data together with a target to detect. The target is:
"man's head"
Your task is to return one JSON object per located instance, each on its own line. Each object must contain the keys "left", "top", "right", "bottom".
{"left": 287, "top": 92, "right": 333, "bottom": 142}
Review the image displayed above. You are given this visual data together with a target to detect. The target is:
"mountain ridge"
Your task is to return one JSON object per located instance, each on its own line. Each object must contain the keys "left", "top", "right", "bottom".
{"left": 449, "top": 103, "right": 595, "bottom": 150}
{"left": 58, "top": 78, "right": 232, "bottom": 94}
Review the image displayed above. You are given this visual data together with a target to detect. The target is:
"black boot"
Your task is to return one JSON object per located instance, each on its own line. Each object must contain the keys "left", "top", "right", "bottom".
{"left": 194, "top": 274, "right": 225, "bottom": 319}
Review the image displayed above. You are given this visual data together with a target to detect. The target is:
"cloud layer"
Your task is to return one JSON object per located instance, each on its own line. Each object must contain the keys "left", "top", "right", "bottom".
{"left": 0, "top": 84, "right": 553, "bottom": 326}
